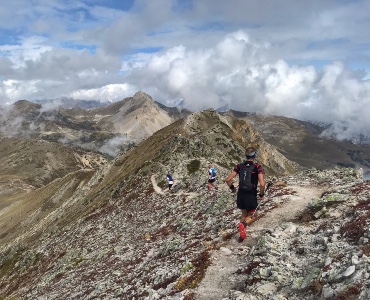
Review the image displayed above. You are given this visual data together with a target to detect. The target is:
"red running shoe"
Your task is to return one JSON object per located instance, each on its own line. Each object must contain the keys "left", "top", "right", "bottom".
{"left": 238, "top": 222, "right": 247, "bottom": 241}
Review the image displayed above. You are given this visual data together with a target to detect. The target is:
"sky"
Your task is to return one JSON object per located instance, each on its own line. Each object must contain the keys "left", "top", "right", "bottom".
{"left": 1, "top": 0, "right": 370, "bottom": 140}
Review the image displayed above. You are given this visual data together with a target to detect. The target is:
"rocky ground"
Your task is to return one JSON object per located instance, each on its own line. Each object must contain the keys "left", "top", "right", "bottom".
{"left": 193, "top": 183, "right": 325, "bottom": 299}
{"left": 195, "top": 167, "right": 370, "bottom": 300}
{"left": 0, "top": 166, "right": 368, "bottom": 300}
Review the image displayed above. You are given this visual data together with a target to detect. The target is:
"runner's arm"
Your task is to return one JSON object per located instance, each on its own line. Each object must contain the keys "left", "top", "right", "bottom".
{"left": 224, "top": 171, "right": 238, "bottom": 191}
{"left": 258, "top": 173, "right": 265, "bottom": 199}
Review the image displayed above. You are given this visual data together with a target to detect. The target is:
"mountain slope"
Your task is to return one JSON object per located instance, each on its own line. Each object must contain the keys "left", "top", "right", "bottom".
{"left": 0, "top": 137, "right": 106, "bottom": 192}
{"left": 98, "top": 91, "right": 175, "bottom": 140}
{"left": 1, "top": 94, "right": 370, "bottom": 299}
{"left": 0, "top": 137, "right": 107, "bottom": 245}
{"left": 0, "top": 169, "right": 96, "bottom": 244}
{"left": 223, "top": 110, "right": 370, "bottom": 171}
{"left": 0, "top": 109, "right": 300, "bottom": 299}
{"left": 1, "top": 109, "right": 368, "bottom": 300}
{"left": 194, "top": 167, "right": 367, "bottom": 300}
{"left": 0, "top": 92, "right": 191, "bottom": 156}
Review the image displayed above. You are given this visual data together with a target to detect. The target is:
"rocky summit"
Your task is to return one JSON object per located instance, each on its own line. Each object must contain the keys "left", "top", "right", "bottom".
{"left": 0, "top": 101, "right": 370, "bottom": 299}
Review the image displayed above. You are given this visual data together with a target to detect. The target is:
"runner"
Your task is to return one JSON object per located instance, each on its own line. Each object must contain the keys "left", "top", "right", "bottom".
{"left": 207, "top": 164, "right": 218, "bottom": 193}
{"left": 224, "top": 147, "right": 265, "bottom": 242}
{"left": 166, "top": 173, "right": 174, "bottom": 193}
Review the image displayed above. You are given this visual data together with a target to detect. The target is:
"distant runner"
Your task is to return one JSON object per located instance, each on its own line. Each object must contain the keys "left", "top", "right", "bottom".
{"left": 224, "top": 147, "right": 265, "bottom": 242}
{"left": 207, "top": 164, "right": 218, "bottom": 192}
{"left": 166, "top": 173, "right": 174, "bottom": 193}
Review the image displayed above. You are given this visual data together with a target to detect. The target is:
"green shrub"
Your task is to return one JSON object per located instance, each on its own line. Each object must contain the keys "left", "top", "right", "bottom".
{"left": 187, "top": 160, "right": 201, "bottom": 174}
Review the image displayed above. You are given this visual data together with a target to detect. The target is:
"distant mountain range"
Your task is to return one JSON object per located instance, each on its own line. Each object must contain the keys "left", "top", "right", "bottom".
{"left": 0, "top": 92, "right": 191, "bottom": 157}
{"left": 2, "top": 92, "right": 370, "bottom": 170}
{"left": 34, "top": 98, "right": 109, "bottom": 110}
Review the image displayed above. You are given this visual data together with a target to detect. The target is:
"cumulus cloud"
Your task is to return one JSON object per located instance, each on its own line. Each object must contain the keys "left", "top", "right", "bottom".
{"left": 124, "top": 31, "right": 370, "bottom": 140}
{"left": 1, "top": 0, "right": 370, "bottom": 141}
{"left": 69, "top": 83, "right": 133, "bottom": 102}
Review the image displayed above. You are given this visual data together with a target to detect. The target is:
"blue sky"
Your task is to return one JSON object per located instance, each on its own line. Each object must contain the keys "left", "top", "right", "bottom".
{"left": 1, "top": 0, "right": 370, "bottom": 139}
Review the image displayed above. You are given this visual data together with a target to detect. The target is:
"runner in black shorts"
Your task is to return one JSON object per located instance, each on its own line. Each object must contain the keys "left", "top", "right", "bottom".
{"left": 166, "top": 174, "right": 174, "bottom": 192}
{"left": 224, "top": 147, "right": 265, "bottom": 242}
{"left": 207, "top": 164, "right": 218, "bottom": 192}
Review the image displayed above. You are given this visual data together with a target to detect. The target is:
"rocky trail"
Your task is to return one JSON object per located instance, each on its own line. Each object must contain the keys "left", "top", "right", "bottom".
{"left": 151, "top": 175, "right": 165, "bottom": 194}
{"left": 151, "top": 174, "right": 199, "bottom": 198}
{"left": 193, "top": 184, "right": 326, "bottom": 300}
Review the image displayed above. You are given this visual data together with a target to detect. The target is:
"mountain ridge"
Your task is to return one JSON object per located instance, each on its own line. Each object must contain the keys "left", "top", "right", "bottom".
{"left": 0, "top": 92, "right": 190, "bottom": 156}
{"left": 0, "top": 108, "right": 299, "bottom": 247}
{"left": 3, "top": 94, "right": 370, "bottom": 172}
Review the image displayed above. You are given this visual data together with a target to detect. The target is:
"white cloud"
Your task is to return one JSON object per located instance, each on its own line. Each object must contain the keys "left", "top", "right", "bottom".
{"left": 0, "top": 0, "right": 370, "bottom": 140}
{"left": 99, "top": 135, "right": 130, "bottom": 157}
{"left": 69, "top": 83, "right": 133, "bottom": 102}
{"left": 124, "top": 31, "right": 370, "bottom": 140}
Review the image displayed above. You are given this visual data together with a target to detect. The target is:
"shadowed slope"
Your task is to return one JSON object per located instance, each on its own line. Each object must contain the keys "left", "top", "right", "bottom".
{"left": 223, "top": 110, "right": 370, "bottom": 171}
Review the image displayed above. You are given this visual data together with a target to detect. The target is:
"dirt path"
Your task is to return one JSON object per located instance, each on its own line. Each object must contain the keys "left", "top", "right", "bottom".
{"left": 193, "top": 184, "right": 325, "bottom": 300}
{"left": 151, "top": 174, "right": 198, "bottom": 198}
{"left": 151, "top": 175, "right": 165, "bottom": 194}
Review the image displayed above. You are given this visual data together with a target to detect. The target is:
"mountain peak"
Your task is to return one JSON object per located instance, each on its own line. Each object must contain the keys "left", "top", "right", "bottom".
{"left": 13, "top": 99, "right": 41, "bottom": 111}
{"left": 133, "top": 91, "right": 154, "bottom": 102}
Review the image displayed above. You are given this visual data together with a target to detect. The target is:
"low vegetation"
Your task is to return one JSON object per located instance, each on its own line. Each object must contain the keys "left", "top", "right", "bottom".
{"left": 187, "top": 159, "right": 201, "bottom": 174}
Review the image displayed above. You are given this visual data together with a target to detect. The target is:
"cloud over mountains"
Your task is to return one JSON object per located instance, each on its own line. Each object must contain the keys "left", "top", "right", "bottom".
{"left": 0, "top": 1, "right": 370, "bottom": 140}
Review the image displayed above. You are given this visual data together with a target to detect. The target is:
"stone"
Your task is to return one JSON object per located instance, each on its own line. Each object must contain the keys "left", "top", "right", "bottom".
{"left": 220, "top": 247, "right": 232, "bottom": 255}
{"left": 327, "top": 269, "right": 345, "bottom": 283}
{"left": 282, "top": 223, "right": 296, "bottom": 234}
{"left": 333, "top": 225, "right": 341, "bottom": 233}
{"left": 259, "top": 267, "right": 272, "bottom": 278}
{"left": 332, "top": 234, "right": 340, "bottom": 242}
{"left": 314, "top": 235, "right": 327, "bottom": 246}
{"left": 352, "top": 255, "right": 360, "bottom": 265}
{"left": 343, "top": 265, "right": 356, "bottom": 277}
{"left": 315, "top": 206, "right": 327, "bottom": 219}
{"left": 327, "top": 210, "right": 342, "bottom": 218}
{"left": 321, "top": 285, "right": 336, "bottom": 298}
{"left": 324, "top": 257, "right": 332, "bottom": 266}
{"left": 272, "top": 294, "right": 287, "bottom": 300}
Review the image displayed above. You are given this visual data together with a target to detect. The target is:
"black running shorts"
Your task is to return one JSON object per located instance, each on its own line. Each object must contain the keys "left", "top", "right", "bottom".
{"left": 236, "top": 189, "right": 258, "bottom": 211}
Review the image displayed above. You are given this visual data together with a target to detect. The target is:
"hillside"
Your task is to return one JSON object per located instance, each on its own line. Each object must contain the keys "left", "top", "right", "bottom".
{"left": 0, "top": 137, "right": 106, "bottom": 193}
{"left": 0, "top": 109, "right": 300, "bottom": 299}
{"left": 223, "top": 110, "right": 370, "bottom": 172}
{"left": 0, "top": 108, "right": 369, "bottom": 300}
{"left": 0, "top": 136, "right": 107, "bottom": 245}
{"left": 0, "top": 92, "right": 191, "bottom": 156}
